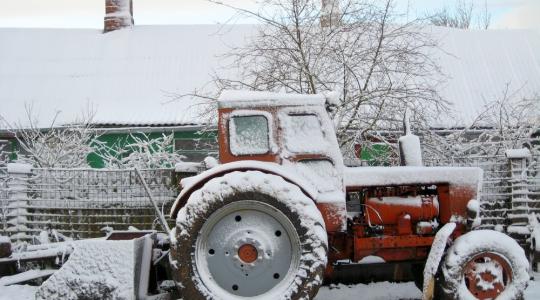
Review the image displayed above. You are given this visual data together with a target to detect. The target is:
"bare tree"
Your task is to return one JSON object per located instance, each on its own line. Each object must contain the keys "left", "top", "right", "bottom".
{"left": 421, "top": 84, "right": 540, "bottom": 161}
{"left": 427, "top": 0, "right": 491, "bottom": 30}
{"left": 179, "top": 0, "right": 446, "bottom": 159}
{"left": 0, "top": 105, "right": 97, "bottom": 168}
{"left": 94, "top": 132, "right": 185, "bottom": 169}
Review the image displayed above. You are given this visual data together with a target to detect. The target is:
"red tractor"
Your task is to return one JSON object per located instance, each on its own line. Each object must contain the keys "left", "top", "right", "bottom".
{"left": 169, "top": 90, "right": 529, "bottom": 300}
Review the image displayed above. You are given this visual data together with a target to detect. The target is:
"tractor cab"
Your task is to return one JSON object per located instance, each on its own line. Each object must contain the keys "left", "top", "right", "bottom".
{"left": 217, "top": 90, "right": 347, "bottom": 231}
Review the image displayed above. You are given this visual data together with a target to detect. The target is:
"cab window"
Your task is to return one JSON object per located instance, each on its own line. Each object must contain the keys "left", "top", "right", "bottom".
{"left": 282, "top": 114, "right": 326, "bottom": 153}
{"left": 229, "top": 115, "right": 270, "bottom": 155}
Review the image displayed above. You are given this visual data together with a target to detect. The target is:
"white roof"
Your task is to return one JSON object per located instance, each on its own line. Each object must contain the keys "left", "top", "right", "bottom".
{"left": 0, "top": 25, "right": 254, "bottom": 128}
{"left": 429, "top": 27, "right": 540, "bottom": 127}
{"left": 0, "top": 25, "right": 539, "bottom": 128}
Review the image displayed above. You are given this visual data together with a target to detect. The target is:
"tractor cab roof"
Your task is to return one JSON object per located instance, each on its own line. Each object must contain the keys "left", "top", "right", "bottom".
{"left": 218, "top": 90, "right": 327, "bottom": 109}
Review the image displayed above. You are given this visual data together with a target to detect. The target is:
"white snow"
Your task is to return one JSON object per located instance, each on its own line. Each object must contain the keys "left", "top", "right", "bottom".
{"left": 0, "top": 236, "right": 9, "bottom": 244}
{"left": 344, "top": 166, "right": 482, "bottom": 188}
{"left": 357, "top": 255, "right": 386, "bottom": 264}
{"left": 174, "top": 162, "right": 201, "bottom": 173}
{"left": 218, "top": 90, "right": 326, "bottom": 108}
{"left": 171, "top": 160, "right": 319, "bottom": 218}
{"left": 0, "top": 285, "right": 37, "bottom": 300}
{"left": 6, "top": 273, "right": 540, "bottom": 299}
{"left": 315, "top": 282, "right": 421, "bottom": 300}
{"left": 505, "top": 148, "right": 532, "bottom": 159}
{"left": 203, "top": 156, "right": 219, "bottom": 169}
{"left": 6, "top": 163, "right": 32, "bottom": 174}
{"left": 36, "top": 239, "right": 135, "bottom": 300}
{"left": 0, "top": 269, "right": 55, "bottom": 286}
{"left": 1, "top": 27, "right": 540, "bottom": 128}
{"left": 423, "top": 222, "right": 456, "bottom": 297}
{"left": 281, "top": 113, "right": 328, "bottom": 154}
{"left": 399, "top": 134, "right": 423, "bottom": 166}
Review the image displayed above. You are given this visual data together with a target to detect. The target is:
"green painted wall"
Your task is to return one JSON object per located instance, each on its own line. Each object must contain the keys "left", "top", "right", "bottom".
{"left": 87, "top": 129, "right": 217, "bottom": 168}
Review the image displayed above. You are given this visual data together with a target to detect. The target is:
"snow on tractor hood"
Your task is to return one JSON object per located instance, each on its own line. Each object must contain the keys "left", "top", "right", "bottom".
{"left": 170, "top": 160, "right": 319, "bottom": 219}
{"left": 344, "top": 166, "right": 483, "bottom": 190}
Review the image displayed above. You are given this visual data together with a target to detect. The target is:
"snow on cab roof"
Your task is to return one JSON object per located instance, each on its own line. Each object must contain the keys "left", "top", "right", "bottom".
{"left": 217, "top": 90, "right": 326, "bottom": 108}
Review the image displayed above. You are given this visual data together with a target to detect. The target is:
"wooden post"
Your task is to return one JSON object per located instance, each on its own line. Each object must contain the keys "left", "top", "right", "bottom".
{"left": 6, "top": 163, "right": 32, "bottom": 243}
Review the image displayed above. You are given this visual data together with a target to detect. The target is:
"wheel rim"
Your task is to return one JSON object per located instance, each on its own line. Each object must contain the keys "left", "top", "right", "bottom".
{"left": 195, "top": 200, "right": 301, "bottom": 298}
{"left": 463, "top": 252, "right": 513, "bottom": 299}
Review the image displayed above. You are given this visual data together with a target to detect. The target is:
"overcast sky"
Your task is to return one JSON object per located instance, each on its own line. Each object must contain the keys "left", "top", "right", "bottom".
{"left": 0, "top": 0, "right": 538, "bottom": 30}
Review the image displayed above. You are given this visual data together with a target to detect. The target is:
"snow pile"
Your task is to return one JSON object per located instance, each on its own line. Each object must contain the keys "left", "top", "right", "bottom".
{"left": 36, "top": 240, "right": 135, "bottom": 300}
{"left": 505, "top": 148, "right": 532, "bottom": 159}
{"left": 6, "top": 163, "right": 32, "bottom": 174}
{"left": 175, "top": 161, "right": 201, "bottom": 173}
{"left": 0, "top": 285, "right": 37, "bottom": 300}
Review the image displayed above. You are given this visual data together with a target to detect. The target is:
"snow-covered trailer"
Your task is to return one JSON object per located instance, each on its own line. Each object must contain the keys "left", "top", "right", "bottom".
{"left": 169, "top": 90, "right": 529, "bottom": 300}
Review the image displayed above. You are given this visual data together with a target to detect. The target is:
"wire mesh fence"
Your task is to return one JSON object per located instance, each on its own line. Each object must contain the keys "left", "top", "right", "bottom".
{"left": 0, "top": 167, "right": 179, "bottom": 240}
{"left": 424, "top": 155, "right": 511, "bottom": 229}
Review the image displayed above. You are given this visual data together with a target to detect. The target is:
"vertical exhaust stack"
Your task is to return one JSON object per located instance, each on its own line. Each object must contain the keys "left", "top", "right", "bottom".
{"left": 104, "top": 0, "right": 134, "bottom": 33}
{"left": 399, "top": 112, "right": 423, "bottom": 166}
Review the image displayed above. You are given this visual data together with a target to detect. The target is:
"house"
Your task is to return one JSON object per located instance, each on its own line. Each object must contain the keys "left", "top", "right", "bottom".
{"left": 1, "top": 0, "right": 539, "bottom": 167}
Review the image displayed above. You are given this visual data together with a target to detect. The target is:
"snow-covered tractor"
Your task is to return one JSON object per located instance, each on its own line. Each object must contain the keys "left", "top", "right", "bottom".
{"left": 169, "top": 90, "right": 529, "bottom": 300}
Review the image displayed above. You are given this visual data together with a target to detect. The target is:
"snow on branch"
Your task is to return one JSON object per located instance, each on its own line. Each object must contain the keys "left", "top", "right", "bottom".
{"left": 94, "top": 132, "right": 185, "bottom": 169}
{"left": 175, "top": 0, "right": 447, "bottom": 162}
{"left": 0, "top": 105, "right": 98, "bottom": 168}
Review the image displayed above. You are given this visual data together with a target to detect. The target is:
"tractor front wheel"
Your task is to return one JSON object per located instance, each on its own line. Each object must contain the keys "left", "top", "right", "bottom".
{"left": 439, "top": 230, "right": 529, "bottom": 300}
{"left": 170, "top": 171, "right": 328, "bottom": 300}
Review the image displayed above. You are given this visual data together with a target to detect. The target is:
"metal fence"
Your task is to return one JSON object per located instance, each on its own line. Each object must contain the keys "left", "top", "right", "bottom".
{"left": 0, "top": 166, "right": 179, "bottom": 240}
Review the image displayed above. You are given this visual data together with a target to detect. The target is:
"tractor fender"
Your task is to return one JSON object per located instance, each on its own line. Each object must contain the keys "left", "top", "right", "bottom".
{"left": 422, "top": 222, "right": 456, "bottom": 300}
{"left": 169, "top": 160, "right": 318, "bottom": 219}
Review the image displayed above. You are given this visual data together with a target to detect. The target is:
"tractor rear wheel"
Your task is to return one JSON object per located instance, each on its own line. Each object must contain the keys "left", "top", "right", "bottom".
{"left": 170, "top": 171, "right": 328, "bottom": 300}
{"left": 439, "top": 230, "right": 529, "bottom": 300}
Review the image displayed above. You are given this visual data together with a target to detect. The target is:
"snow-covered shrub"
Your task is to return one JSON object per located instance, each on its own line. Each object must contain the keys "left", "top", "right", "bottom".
{"left": 0, "top": 107, "right": 97, "bottom": 168}
{"left": 95, "top": 132, "right": 185, "bottom": 169}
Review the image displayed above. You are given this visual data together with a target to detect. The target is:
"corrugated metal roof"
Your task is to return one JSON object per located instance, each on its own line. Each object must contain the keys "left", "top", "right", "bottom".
{"left": 430, "top": 27, "right": 540, "bottom": 127}
{"left": 0, "top": 25, "right": 538, "bottom": 128}
{"left": 0, "top": 25, "right": 254, "bottom": 128}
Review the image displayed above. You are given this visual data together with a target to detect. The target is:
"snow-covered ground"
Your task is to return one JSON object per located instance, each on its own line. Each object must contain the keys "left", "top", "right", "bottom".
{"left": 2, "top": 276, "right": 540, "bottom": 300}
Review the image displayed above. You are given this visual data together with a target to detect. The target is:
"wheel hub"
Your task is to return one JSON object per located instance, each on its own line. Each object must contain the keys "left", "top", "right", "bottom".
{"left": 238, "top": 244, "right": 258, "bottom": 263}
{"left": 464, "top": 252, "right": 512, "bottom": 299}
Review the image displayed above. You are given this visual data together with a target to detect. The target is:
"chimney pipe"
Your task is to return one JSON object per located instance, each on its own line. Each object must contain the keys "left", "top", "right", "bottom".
{"left": 104, "top": 0, "right": 134, "bottom": 33}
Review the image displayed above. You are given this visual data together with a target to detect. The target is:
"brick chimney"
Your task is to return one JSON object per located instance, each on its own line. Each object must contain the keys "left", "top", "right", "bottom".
{"left": 104, "top": 0, "right": 134, "bottom": 33}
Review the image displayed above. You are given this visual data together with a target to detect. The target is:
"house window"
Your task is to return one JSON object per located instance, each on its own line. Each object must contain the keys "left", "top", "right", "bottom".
{"left": 174, "top": 138, "right": 217, "bottom": 162}
{"left": 229, "top": 115, "right": 270, "bottom": 156}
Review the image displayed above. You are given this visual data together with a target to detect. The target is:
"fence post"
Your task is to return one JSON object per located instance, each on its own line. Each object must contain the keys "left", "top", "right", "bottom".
{"left": 505, "top": 149, "right": 532, "bottom": 246}
{"left": 6, "top": 163, "right": 32, "bottom": 243}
